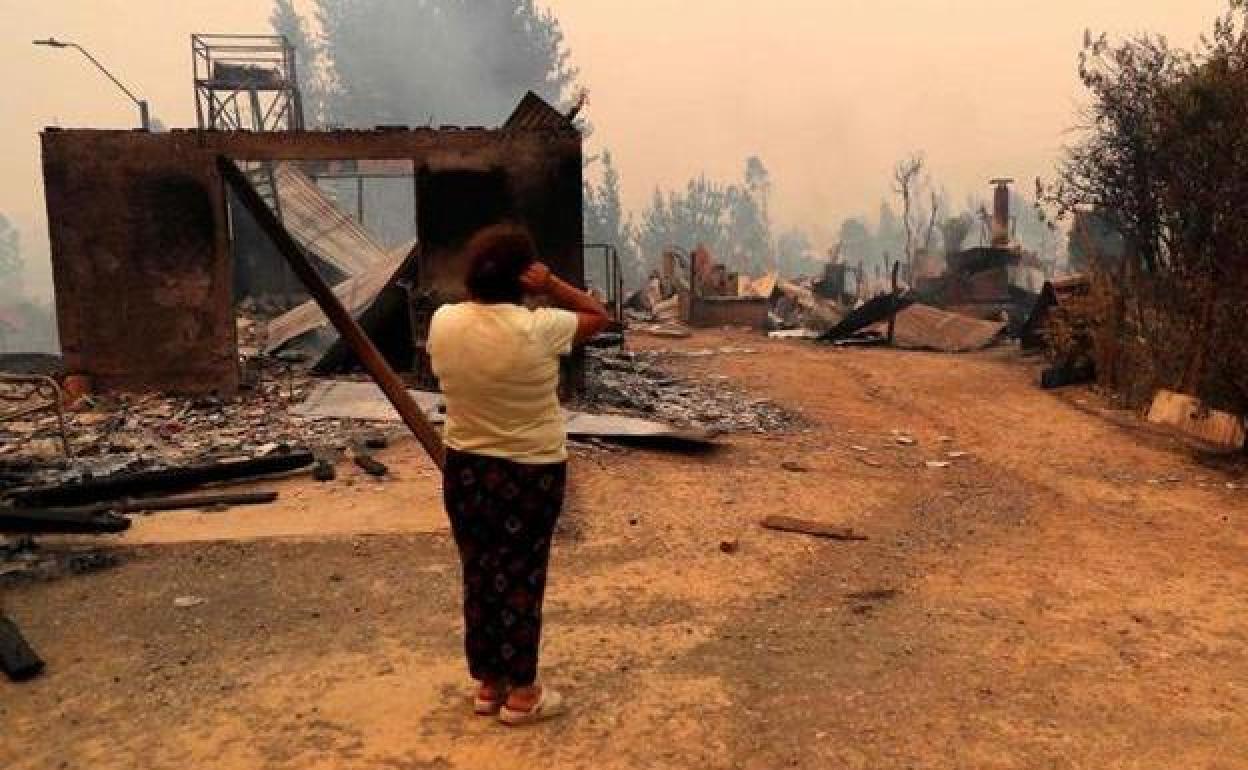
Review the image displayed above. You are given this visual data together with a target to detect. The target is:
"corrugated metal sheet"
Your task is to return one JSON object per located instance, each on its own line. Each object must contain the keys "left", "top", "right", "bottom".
{"left": 504, "top": 91, "right": 572, "bottom": 130}
{"left": 265, "top": 239, "right": 417, "bottom": 354}
{"left": 869, "top": 303, "right": 1006, "bottom": 353}
{"left": 272, "top": 163, "right": 389, "bottom": 277}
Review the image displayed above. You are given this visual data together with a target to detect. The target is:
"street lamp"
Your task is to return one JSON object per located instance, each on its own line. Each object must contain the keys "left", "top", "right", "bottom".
{"left": 33, "top": 37, "right": 151, "bottom": 131}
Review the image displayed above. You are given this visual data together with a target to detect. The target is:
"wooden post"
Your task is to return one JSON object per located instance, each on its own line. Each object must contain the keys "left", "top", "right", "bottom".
{"left": 887, "top": 260, "right": 901, "bottom": 346}
{"left": 218, "top": 157, "right": 446, "bottom": 470}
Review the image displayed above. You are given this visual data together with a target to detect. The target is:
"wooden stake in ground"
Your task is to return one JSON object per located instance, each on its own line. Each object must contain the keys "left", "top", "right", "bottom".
{"left": 218, "top": 157, "right": 446, "bottom": 470}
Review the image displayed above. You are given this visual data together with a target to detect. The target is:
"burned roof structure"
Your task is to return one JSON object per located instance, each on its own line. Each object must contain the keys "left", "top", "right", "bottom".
{"left": 41, "top": 93, "right": 583, "bottom": 395}
{"left": 504, "top": 90, "right": 576, "bottom": 130}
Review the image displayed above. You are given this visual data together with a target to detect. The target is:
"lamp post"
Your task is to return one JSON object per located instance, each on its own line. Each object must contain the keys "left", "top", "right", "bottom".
{"left": 33, "top": 38, "right": 151, "bottom": 131}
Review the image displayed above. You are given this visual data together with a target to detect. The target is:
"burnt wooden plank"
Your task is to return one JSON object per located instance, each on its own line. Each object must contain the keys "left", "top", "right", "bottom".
{"left": 11, "top": 452, "right": 313, "bottom": 509}
{"left": 0, "top": 507, "right": 130, "bottom": 535}
{"left": 761, "top": 515, "right": 867, "bottom": 541}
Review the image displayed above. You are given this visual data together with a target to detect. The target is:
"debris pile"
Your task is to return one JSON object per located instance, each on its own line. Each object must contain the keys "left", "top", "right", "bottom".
{"left": 582, "top": 348, "right": 798, "bottom": 433}
{"left": 0, "top": 372, "right": 376, "bottom": 491}
{"left": 0, "top": 538, "right": 120, "bottom": 584}
{"left": 625, "top": 247, "right": 844, "bottom": 333}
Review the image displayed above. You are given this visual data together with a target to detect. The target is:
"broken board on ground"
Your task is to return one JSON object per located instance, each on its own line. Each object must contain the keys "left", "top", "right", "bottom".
{"left": 293, "top": 381, "right": 718, "bottom": 450}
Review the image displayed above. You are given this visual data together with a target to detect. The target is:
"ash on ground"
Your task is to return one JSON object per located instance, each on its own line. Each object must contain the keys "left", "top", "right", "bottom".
{"left": 0, "top": 372, "right": 378, "bottom": 492}
{"left": 582, "top": 348, "right": 799, "bottom": 433}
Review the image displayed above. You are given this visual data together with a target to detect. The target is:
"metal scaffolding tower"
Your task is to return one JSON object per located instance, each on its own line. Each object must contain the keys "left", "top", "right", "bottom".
{"left": 193, "top": 34, "right": 304, "bottom": 132}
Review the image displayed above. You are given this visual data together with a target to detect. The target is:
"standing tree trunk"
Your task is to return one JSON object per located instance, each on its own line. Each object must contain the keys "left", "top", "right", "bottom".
{"left": 887, "top": 260, "right": 901, "bottom": 345}
{"left": 893, "top": 155, "right": 924, "bottom": 284}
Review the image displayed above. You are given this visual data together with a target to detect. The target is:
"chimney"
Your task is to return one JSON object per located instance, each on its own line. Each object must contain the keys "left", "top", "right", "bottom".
{"left": 990, "top": 178, "right": 1014, "bottom": 248}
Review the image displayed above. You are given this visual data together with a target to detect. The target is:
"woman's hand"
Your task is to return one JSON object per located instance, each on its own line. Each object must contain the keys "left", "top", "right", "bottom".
{"left": 520, "top": 262, "right": 553, "bottom": 294}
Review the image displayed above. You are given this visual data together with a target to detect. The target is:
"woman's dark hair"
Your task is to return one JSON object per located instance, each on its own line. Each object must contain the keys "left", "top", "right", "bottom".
{"left": 463, "top": 223, "right": 537, "bottom": 304}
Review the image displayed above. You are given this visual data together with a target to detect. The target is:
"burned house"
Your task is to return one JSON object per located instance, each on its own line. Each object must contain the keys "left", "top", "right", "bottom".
{"left": 913, "top": 179, "right": 1044, "bottom": 328}
{"left": 40, "top": 93, "right": 583, "bottom": 396}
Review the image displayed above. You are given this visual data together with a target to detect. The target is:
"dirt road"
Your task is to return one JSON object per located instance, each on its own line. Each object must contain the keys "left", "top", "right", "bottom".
{"left": 4, "top": 330, "right": 1246, "bottom": 769}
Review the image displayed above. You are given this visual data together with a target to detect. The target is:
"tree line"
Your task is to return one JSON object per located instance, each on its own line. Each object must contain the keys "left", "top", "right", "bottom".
{"left": 584, "top": 153, "right": 824, "bottom": 290}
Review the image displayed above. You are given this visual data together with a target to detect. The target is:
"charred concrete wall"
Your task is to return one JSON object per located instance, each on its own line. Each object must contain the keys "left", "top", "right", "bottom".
{"left": 42, "top": 131, "right": 235, "bottom": 394}
{"left": 41, "top": 127, "right": 582, "bottom": 395}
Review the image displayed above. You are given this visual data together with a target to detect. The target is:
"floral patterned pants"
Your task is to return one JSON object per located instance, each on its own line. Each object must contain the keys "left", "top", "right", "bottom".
{"left": 442, "top": 448, "right": 566, "bottom": 687}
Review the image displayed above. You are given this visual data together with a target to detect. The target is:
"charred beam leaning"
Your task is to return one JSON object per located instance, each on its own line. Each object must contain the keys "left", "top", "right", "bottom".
{"left": 218, "top": 157, "right": 446, "bottom": 470}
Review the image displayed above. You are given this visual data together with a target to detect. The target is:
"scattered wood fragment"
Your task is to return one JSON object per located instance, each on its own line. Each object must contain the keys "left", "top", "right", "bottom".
{"left": 313, "top": 459, "right": 337, "bottom": 482}
{"left": 0, "top": 613, "right": 45, "bottom": 682}
{"left": 846, "top": 588, "right": 899, "bottom": 602}
{"left": 760, "top": 515, "right": 867, "bottom": 541}
{"left": 630, "top": 324, "right": 693, "bottom": 339}
{"left": 354, "top": 455, "right": 389, "bottom": 477}
{"left": 11, "top": 452, "right": 314, "bottom": 509}
{"left": 122, "top": 491, "right": 279, "bottom": 514}
{"left": 0, "top": 506, "right": 130, "bottom": 535}
{"left": 0, "top": 492, "right": 276, "bottom": 531}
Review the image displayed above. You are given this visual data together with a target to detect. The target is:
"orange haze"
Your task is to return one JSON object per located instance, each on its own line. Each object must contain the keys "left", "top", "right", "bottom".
{"left": 0, "top": 0, "right": 1228, "bottom": 296}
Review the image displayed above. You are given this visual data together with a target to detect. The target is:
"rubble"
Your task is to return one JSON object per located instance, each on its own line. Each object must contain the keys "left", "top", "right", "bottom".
{"left": 770, "top": 279, "right": 844, "bottom": 331}
{"left": 581, "top": 349, "right": 799, "bottom": 434}
{"left": 13, "top": 453, "right": 310, "bottom": 509}
{"left": 0, "top": 538, "right": 120, "bottom": 584}
{"left": 0, "top": 366, "right": 382, "bottom": 493}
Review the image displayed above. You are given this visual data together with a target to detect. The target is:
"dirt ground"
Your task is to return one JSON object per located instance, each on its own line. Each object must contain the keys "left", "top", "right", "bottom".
{"left": 4, "top": 329, "right": 1247, "bottom": 769}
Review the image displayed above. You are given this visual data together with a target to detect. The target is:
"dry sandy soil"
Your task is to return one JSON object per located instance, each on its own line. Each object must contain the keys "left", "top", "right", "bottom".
{"left": 3, "top": 330, "right": 1247, "bottom": 769}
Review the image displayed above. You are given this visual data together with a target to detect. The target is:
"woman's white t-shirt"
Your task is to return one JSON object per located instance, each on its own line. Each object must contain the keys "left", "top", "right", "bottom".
{"left": 427, "top": 302, "right": 579, "bottom": 464}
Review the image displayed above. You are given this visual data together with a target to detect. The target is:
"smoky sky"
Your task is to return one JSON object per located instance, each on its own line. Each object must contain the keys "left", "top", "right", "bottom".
{"left": 0, "top": 0, "right": 1228, "bottom": 298}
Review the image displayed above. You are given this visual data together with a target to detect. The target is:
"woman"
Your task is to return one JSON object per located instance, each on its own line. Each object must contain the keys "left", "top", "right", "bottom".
{"left": 427, "top": 223, "right": 609, "bottom": 726}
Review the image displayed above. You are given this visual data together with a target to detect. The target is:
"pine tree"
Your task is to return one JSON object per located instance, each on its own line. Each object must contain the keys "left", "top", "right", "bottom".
{"left": 303, "top": 0, "right": 579, "bottom": 127}
{"left": 583, "top": 151, "right": 641, "bottom": 288}
{"left": 270, "top": 0, "right": 324, "bottom": 125}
